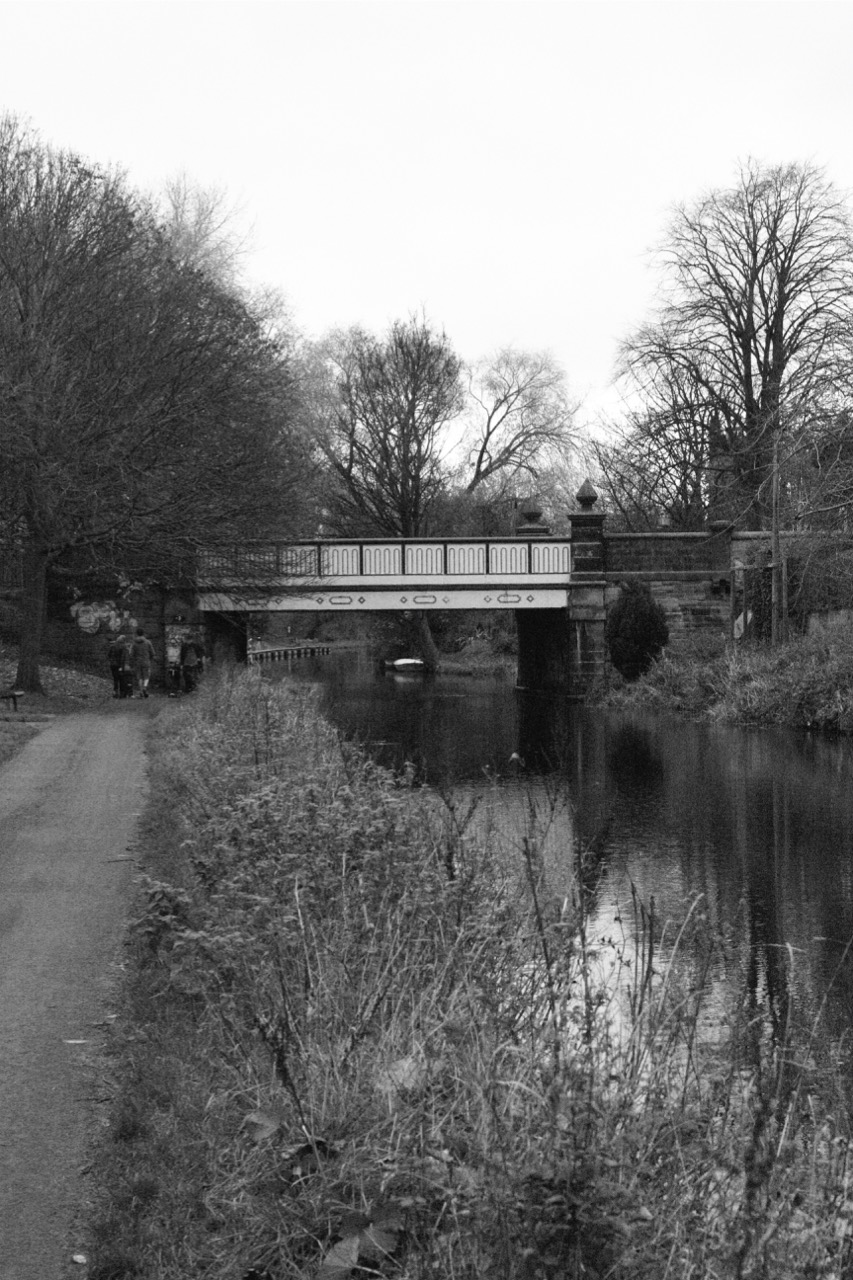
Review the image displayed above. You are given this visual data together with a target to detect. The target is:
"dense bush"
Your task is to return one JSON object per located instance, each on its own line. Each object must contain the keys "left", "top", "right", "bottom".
{"left": 606, "top": 581, "right": 669, "bottom": 679}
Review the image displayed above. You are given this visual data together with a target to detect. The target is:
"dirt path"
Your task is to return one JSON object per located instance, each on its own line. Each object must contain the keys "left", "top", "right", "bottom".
{"left": 0, "top": 709, "right": 150, "bottom": 1280}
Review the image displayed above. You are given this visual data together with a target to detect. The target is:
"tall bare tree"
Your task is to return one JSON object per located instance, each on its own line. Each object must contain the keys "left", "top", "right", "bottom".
{"left": 318, "top": 315, "right": 463, "bottom": 537}
{"left": 461, "top": 347, "right": 577, "bottom": 494}
{"left": 593, "top": 362, "right": 717, "bottom": 530}
{"left": 622, "top": 161, "right": 853, "bottom": 528}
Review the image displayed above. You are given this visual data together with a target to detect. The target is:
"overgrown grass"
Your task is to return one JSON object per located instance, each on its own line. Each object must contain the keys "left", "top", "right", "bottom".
{"left": 606, "top": 622, "right": 853, "bottom": 731}
{"left": 85, "top": 668, "right": 853, "bottom": 1278}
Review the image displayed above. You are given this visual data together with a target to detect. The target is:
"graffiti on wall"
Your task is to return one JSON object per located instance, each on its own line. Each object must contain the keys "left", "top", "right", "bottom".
{"left": 70, "top": 600, "right": 138, "bottom": 635}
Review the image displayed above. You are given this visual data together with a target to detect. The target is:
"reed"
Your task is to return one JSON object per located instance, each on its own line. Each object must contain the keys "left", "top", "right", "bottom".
{"left": 606, "top": 621, "right": 853, "bottom": 731}
{"left": 84, "top": 669, "right": 853, "bottom": 1279}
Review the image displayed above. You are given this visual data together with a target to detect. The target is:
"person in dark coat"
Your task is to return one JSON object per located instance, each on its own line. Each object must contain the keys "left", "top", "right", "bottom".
{"left": 179, "top": 634, "right": 205, "bottom": 693}
{"left": 107, "top": 634, "right": 126, "bottom": 698}
{"left": 131, "top": 628, "right": 156, "bottom": 698}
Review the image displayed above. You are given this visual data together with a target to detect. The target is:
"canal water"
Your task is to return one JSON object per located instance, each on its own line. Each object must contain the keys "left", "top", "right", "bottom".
{"left": 268, "top": 648, "right": 853, "bottom": 1044}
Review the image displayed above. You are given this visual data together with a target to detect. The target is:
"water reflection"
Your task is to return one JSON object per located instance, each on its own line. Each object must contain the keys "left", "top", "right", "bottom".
{"left": 270, "top": 649, "right": 853, "bottom": 1036}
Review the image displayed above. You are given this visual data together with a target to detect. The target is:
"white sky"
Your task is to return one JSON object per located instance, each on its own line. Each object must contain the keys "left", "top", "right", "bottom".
{"left": 3, "top": 0, "right": 853, "bottom": 428}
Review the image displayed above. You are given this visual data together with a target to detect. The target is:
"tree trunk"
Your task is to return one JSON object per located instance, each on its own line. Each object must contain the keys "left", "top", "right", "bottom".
{"left": 414, "top": 611, "right": 440, "bottom": 672}
{"left": 15, "top": 536, "right": 49, "bottom": 693}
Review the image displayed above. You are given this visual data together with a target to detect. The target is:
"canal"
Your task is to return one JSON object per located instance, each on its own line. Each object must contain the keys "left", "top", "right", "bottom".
{"left": 267, "top": 647, "right": 853, "bottom": 1045}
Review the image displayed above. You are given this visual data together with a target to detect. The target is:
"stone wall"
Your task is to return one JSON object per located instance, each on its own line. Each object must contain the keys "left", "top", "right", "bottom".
{"left": 605, "top": 531, "right": 730, "bottom": 574}
{"left": 603, "top": 579, "right": 730, "bottom": 653}
{"left": 602, "top": 530, "right": 731, "bottom": 653}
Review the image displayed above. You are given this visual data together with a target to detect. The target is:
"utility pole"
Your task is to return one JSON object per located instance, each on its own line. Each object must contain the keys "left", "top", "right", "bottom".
{"left": 770, "top": 433, "right": 786, "bottom": 645}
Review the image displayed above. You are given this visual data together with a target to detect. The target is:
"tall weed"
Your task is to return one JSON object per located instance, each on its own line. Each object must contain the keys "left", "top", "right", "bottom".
{"left": 607, "top": 623, "right": 853, "bottom": 730}
{"left": 86, "top": 670, "right": 853, "bottom": 1280}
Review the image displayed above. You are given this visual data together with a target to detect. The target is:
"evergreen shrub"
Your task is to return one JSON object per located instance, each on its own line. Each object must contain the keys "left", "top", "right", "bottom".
{"left": 606, "top": 580, "right": 669, "bottom": 679}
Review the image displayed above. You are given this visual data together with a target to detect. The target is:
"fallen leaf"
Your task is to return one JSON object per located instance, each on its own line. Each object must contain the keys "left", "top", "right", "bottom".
{"left": 318, "top": 1233, "right": 360, "bottom": 1277}
{"left": 244, "top": 1109, "right": 283, "bottom": 1142}
{"left": 360, "top": 1224, "right": 399, "bottom": 1262}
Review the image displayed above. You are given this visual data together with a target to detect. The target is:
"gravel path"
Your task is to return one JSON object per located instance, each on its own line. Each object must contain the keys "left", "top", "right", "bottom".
{"left": 0, "top": 710, "right": 149, "bottom": 1280}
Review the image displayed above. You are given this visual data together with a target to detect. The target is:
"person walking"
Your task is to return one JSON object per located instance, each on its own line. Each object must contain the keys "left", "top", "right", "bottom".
{"left": 131, "top": 627, "right": 156, "bottom": 698}
{"left": 179, "top": 633, "right": 205, "bottom": 693}
{"left": 119, "top": 636, "right": 135, "bottom": 698}
{"left": 107, "top": 634, "right": 126, "bottom": 698}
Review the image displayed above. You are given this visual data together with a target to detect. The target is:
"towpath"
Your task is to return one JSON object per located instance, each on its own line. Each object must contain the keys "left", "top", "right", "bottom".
{"left": 0, "top": 708, "right": 149, "bottom": 1280}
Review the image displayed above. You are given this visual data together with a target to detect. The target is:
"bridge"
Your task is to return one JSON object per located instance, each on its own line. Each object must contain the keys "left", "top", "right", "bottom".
{"left": 196, "top": 535, "right": 575, "bottom": 613}
{"left": 188, "top": 492, "right": 733, "bottom": 695}
{"left": 192, "top": 495, "right": 619, "bottom": 694}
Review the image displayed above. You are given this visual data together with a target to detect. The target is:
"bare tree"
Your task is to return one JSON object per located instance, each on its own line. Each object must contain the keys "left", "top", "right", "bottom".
{"left": 318, "top": 315, "right": 463, "bottom": 537}
{"left": 462, "top": 347, "right": 577, "bottom": 494}
{"left": 158, "top": 171, "right": 251, "bottom": 289}
{"left": 622, "top": 160, "right": 853, "bottom": 528}
{"left": 593, "top": 363, "right": 717, "bottom": 530}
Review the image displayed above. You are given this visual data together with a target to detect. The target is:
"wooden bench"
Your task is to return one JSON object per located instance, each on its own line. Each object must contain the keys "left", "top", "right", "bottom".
{"left": 0, "top": 688, "right": 25, "bottom": 712}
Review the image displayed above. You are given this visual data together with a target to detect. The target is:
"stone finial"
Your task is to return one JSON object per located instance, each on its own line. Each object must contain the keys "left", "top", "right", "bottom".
{"left": 575, "top": 479, "right": 599, "bottom": 510}
{"left": 519, "top": 496, "right": 543, "bottom": 524}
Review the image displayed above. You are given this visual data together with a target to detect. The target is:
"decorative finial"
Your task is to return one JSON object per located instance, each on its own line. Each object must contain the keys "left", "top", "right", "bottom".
{"left": 519, "top": 496, "right": 543, "bottom": 524}
{"left": 575, "top": 479, "right": 598, "bottom": 511}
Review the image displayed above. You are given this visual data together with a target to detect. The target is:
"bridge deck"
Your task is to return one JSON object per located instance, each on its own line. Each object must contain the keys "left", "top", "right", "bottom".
{"left": 197, "top": 537, "right": 574, "bottom": 612}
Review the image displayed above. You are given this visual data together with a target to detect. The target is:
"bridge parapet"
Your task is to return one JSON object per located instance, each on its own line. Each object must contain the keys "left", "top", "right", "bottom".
{"left": 198, "top": 537, "right": 572, "bottom": 587}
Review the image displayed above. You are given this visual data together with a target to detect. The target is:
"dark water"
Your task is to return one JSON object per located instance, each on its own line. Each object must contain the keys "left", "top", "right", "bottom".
{"left": 270, "top": 648, "right": 853, "bottom": 1039}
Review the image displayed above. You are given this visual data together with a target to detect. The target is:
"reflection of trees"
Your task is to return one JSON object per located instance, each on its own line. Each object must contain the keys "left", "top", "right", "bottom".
{"left": 606, "top": 721, "right": 666, "bottom": 797}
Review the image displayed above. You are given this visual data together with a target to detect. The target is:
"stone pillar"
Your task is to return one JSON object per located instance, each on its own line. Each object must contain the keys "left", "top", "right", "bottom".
{"left": 514, "top": 498, "right": 568, "bottom": 691}
{"left": 568, "top": 481, "right": 608, "bottom": 695}
{"left": 570, "top": 480, "right": 605, "bottom": 576}
{"left": 516, "top": 609, "right": 571, "bottom": 691}
{"left": 204, "top": 610, "right": 249, "bottom": 665}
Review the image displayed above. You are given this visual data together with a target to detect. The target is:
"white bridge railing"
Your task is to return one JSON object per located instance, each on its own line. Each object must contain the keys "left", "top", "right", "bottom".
{"left": 199, "top": 538, "right": 572, "bottom": 583}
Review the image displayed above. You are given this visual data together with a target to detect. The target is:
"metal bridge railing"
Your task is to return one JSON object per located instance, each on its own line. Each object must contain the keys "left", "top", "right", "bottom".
{"left": 197, "top": 538, "right": 572, "bottom": 583}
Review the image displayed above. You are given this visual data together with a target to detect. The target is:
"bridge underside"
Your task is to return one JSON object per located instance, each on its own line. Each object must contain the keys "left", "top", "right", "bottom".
{"left": 197, "top": 581, "right": 607, "bottom": 697}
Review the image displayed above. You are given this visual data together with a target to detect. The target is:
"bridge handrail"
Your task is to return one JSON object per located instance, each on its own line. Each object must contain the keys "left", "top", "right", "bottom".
{"left": 198, "top": 537, "right": 572, "bottom": 580}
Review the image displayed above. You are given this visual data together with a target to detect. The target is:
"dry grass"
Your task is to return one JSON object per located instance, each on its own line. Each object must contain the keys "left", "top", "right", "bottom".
{"left": 82, "top": 669, "right": 853, "bottom": 1279}
{"left": 605, "top": 622, "right": 853, "bottom": 731}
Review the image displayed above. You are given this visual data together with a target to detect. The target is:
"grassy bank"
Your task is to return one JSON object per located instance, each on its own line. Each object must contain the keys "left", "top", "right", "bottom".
{"left": 605, "top": 622, "right": 853, "bottom": 732}
{"left": 84, "top": 670, "right": 853, "bottom": 1278}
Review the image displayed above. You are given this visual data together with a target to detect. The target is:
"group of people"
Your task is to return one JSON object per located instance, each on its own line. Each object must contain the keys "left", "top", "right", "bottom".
{"left": 108, "top": 628, "right": 205, "bottom": 699}
{"left": 107, "top": 628, "right": 155, "bottom": 698}
{"left": 170, "top": 634, "right": 205, "bottom": 695}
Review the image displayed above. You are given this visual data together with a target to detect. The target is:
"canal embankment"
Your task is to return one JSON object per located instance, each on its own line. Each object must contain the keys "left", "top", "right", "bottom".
{"left": 77, "top": 668, "right": 853, "bottom": 1280}
{"left": 603, "top": 619, "right": 853, "bottom": 732}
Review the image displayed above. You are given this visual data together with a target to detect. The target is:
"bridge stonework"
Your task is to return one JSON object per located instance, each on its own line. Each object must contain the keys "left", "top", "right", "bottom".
{"left": 519, "top": 518, "right": 733, "bottom": 696}
{"left": 195, "top": 503, "right": 733, "bottom": 695}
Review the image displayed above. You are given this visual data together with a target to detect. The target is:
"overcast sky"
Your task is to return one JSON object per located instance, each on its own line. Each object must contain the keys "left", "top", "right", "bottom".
{"left": 3, "top": 0, "right": 853, "bottom": 427}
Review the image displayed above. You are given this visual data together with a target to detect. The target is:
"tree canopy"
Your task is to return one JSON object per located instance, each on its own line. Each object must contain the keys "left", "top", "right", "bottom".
{"left": 0, "top": 116, "right": 307, "bottom": 690}
{"left": 317, "top": 315, "right": 463, "bottom": 537}
{"left": 609, "top": 161, "right": 853, "bottom": 530}
{"left": 309, "top": 318, "right": 578, "bottom": 539}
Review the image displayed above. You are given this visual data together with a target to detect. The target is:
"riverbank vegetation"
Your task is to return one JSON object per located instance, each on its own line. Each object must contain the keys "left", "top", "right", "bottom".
{"left": 82, "top": 669, "right": 853, "bottom": 1278}
{"left": 606, "top": 621, "right": 853, "bottom": 732}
